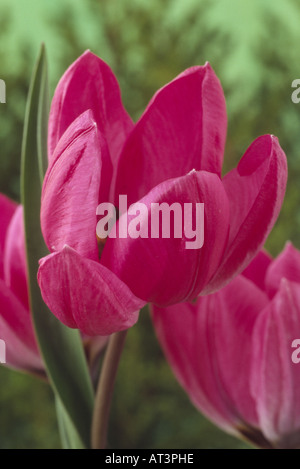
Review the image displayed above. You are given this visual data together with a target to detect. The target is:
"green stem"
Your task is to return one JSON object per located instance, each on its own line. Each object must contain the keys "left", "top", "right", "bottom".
{"left": 91, "top": 329, "right": 128, "bottom": 449}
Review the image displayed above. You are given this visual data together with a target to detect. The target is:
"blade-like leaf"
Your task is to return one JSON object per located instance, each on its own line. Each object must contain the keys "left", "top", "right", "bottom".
{"left": 55, "top": 396, "right": 85, "bottom": 449}
{"left": 21, "top": 44, "right": 94, "bottom": 449}
{"left": 37, "top": 45, "right": 49, "bottom": 183}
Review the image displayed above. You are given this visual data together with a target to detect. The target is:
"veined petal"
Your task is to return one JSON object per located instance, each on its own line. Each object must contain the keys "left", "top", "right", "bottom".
{"left": 251, "top": 279, "right": 300, "bottom": 448}
{"left": 48, "top": 50, "right": 133, "bottom": 169}
{"left": 3, "top": 206, "right": 29, "bottom": 308}
{"left": 0, "top": 278, "right": 41, "bottom": 370}
{"left": 101, "top": 170, "right": 229, "bottom": 306}
{"left": 265, "top": 242, "right": 300, "bottom": 298}
{"left": 203, "top": 135, "right": 287, "bottom": 294}
{"left": 114, "top": 63, "right": 227, "bottom": 206}
{"left": 0, "top": 314, "right": 42, "bottom": 372}
{"left": 242, "top": 250, "right": 273, "bottom": 292}
{"left": 38, "top": 246, "right": 145, "bottom": 336}
{"left": 0, "top": 194, "right": 17, "bottom": 279}
{"left": 41, "top": 111, "right": 110, "bottom": 261}
{"left": 152, "top": 275, "right": 268, "bottom": 434}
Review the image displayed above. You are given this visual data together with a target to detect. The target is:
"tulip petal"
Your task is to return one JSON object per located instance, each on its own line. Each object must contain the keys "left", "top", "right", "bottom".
{"left": 101, "top": 170, "right": 229, "bottom": 306}
{"left": 0, "top": 315, "right": 42, "bottom": 372}
{"left": 251, "top": 279, "right": 300, "bottom": 448}
{"left": 265, "top": 242, "right": 300, "bottom": 298}
{"left": 38, "top": 246, "right": 145, "bottom": 336}
{"left": 152, "top": 275, "right": 268, "bottom": 434}
{"left": 0, "top": 194, "right": 17, "bottom": 279}
{"left": 203, "top": 135, "right": 287, "bottom": 294}
{"left": 41, "top": 111, "right": 110, "bottom": 261}
{"left": 48, "top": 50, "right": 133, "bottom": 169}
{"left": 114, "top": 63, "right": 227, "bottom": 205}
{"left": 3, "top": 206, "right": 29, "bottom": 308}
{"left": 0, "top": 278, "right": 41, "bottom": 370}
{"left": 242, "top": 249, "right": 273, "bottom": 291}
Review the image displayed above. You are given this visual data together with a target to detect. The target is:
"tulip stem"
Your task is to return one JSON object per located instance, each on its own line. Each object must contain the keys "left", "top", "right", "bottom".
{"left": 91, "top": 329, "right": 128, "bottom": 449}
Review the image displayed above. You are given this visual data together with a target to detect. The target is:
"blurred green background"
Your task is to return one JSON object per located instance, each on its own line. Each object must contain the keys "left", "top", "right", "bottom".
{"left": 0, "top": 0, "right": 300, "bottom": 449}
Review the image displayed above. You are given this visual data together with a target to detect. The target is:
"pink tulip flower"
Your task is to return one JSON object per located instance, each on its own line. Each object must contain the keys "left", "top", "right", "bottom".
{"left": 38, "top": 51, "right": 287, "bottom": 337}
{"left": 153, "top": 244, "right": 300, "bottom": 449}
{"left": 0, "top": 194, "right": 107, "bottom": 374}
{"left": 0, "top": 194, "right": 43, "bottom": 372}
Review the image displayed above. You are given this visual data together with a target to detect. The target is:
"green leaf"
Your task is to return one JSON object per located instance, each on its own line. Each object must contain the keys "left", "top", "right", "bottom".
{"left": 37, "top": 44, "right": 49, "bottom": 183}
{"left": 21, "top": 44, "right": 94, "bottom": 449}
{"left": 55, "top": 396, "right": 86, "bottom": 449}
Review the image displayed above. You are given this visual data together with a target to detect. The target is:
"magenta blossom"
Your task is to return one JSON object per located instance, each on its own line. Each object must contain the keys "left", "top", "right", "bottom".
{"left": 0, "top": 193, "right": 107, "bottom": 374}
{"left": 38, "top": 51, "right": 287, "bottom": 337}
{"left": 153, "top": 244, "right": 300, "bottom": 449}
{"left": 0, "top": 194, "right": 43, "bottom": 372}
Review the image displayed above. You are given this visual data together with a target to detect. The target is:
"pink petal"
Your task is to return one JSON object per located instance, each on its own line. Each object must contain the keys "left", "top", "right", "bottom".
{"left": 242, "top": 249, "right": 273, "bottom": 291}
{"left": 48, "top": 50, "right": 133, "bottom": 170}
{"left": 265, "top": 242, "right": 300, "bottom": 298}
{"left": 0, "top": 278, "right": 42, "bottom": 371}
{"left": 114, "top": 63, "right": 227, "bottom": 206}
{"left": 41, "top": 111, "right": 110, "bottom": 261}
{"left": 3, "top": 206, "right": 29, "bottom": 308}
{"left": 101, "top": 170, "right": 229, "bottom": 306}
{"left": 0, "top": 315, "right": 42, "bottom": 372}
{"left": 0, "top": 194, "right": 17, "bottom": 279}
{"left": 251, "top": 279, "right": 300, "bottom": 448}
{"left": 152, "top": 275, "right": 268, "bottom": 434}
{"left": 203, "top": 135, "right": 287, "bottom": 294}
{"left": 38, "top": 246, "right": 145, "bottom": 336}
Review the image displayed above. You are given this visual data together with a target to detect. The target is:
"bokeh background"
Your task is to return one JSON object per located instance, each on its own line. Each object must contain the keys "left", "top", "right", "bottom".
{"left": 0, "top": 0, "right": 300, "bottom": 449}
